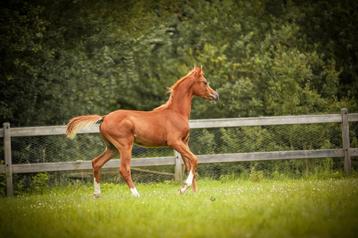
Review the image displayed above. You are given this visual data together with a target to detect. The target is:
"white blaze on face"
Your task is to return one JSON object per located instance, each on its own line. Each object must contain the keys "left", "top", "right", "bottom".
{"left": 94, "top": 178, "right": 101, "bottom": 195}
{"left": 185, "top": 170, "right": 194, "bottom": 186}
{"left": 130, "top": 187, "right": 140, "bottom": 197}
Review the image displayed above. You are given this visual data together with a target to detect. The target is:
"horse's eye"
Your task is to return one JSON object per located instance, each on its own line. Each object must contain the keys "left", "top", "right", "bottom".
{"left": 203, "top": 81, "right": 208, "bottom": 85}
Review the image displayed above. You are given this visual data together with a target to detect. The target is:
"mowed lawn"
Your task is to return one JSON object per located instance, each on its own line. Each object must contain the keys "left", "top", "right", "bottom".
{"left": 1, "top": 178, "right": 358, "bottom": 238}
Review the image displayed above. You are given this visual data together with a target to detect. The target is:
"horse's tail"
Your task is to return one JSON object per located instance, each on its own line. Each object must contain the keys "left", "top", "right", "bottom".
{"left": 66, "top": 115, "right": 103, "bottom": 139}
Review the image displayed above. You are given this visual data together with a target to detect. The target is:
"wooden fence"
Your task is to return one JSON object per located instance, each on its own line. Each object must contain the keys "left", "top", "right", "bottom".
{"left": 1, "top": 108, "right": 358, "bottom": 196}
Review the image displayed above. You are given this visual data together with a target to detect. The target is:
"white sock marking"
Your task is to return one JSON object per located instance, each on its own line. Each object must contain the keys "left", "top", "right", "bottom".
{"left": 180, "top": 184, "right": 189, "bottom": 194}
{"left": 185, "top": 170, "right": 194, "bottom": 186}
{"left": 94, "top": 178, "right": 101, "bottom": 195}
{"left": 130, "top": 187, "right": 140, "bottom": 197}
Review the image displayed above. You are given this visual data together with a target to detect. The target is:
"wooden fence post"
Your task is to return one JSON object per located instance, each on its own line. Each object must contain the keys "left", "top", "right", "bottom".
{"left": 341, "top": 108, "right": 351, "bottom": 174}
{"left": 3, "top": 122, "right": 13, "bottom": 196}
{"left": 174, "top": 150, "right": 183, "bottom": 182}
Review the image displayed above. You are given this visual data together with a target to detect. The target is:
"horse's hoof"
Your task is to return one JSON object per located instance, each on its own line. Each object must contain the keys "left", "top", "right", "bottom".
{"left": 93, "top": 193, "right": 101, "bottom": 199}
{"left": 130, "top": 187, "right": 140, "bottom": 198}
{"left": 178, "top": 185, "right": 189, "bottom": 194}
{"left": 131, "top": 193, "right": 140, "bottom": 198}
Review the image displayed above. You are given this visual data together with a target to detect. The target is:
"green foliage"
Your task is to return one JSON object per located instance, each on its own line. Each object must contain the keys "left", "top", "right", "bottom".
{"left": 0, "top": 172, "right": 5, "bottom": 196}
{"left": 249, "top": 166, "right": 265, "bottom": 182}
{"left": 30, "top": 173, "right": 49, "bottom": 193}
{"left": 190, "top": 129, "right": 216, "bottom": 154}
{"left": 1, "top": 0, "right": 357, "bottom": 126}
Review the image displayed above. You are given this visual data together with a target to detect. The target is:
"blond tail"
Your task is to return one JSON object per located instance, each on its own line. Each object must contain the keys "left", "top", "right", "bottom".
{"left": 66, "top": 115, "right": 102, "bottom": 139}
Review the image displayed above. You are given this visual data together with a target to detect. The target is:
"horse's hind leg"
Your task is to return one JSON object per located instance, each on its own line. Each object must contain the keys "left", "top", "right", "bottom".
{"left": 92, "top": 147, "right": 114, "bottom": 198}
{"left": 117, "top": 143, "right": 140, "bottom": 197}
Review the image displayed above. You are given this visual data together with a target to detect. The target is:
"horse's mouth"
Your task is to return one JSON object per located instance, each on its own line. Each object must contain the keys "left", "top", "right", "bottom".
{"left": 208, "top": 92, "right": 219, "bottom": 101}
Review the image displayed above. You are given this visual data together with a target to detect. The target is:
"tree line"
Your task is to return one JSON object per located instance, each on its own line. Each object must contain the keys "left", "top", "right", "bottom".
{"left": 1, "top": 0, "right": 357, "bottom": 126}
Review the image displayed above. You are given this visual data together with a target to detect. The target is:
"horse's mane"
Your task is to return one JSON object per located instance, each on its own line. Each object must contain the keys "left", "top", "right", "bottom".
{"left": 153, "top": 68, "right": 200, "bottom": 111}
{"left": 168, "top": 69, "right": 196, "bottom": 93}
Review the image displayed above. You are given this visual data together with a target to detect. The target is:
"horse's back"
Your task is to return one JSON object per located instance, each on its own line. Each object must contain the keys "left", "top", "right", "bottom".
{"left": 100, "top": 109, "right": 189, "bottom": 147}
{"left": 99, "top": 109, "right": 167, "bottom": 146}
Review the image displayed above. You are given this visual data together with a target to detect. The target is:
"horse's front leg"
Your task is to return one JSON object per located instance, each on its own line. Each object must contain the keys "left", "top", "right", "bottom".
{"left": 183, "top": 139, "right": 197, "bottom": 192}
{"left": 192, "top": 174, "right": 197, "bottom": 192}
{"left": 180, "top": 155, "right": 198, "bottom": 193}
{"left": 170, "top": 141, "right": 198, "bottom": 194}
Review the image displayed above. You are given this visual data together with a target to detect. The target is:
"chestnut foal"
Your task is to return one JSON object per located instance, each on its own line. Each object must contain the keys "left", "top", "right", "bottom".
{"left": 66, "top": 67, "right": 219, "bottom": 198}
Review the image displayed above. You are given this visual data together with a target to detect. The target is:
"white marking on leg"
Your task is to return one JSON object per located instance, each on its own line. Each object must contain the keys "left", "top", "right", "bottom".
{"left": 179, "top": 170, "right": 193, "bottom": 194}
{"left": 179, "top": 184, "right": 189, "bottom": 194}
{"left": 185, "top": 170, "right": 194, "bottom": 186}
{"left": 93, "top": 178, "right": 101, "bottom": 197}
{"left": 130, "top": 187, "right": 140, "bottom": 197}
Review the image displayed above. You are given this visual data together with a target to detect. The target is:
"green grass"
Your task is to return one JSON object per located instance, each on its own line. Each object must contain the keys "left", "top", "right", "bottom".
{"left": 1, "top": 178, "right": 358, "bottom": 238}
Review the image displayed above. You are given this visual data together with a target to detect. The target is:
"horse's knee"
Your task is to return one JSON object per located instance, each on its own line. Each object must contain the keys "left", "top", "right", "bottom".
{"left": 92, "top": 149, "right": 113, "bottom": 171}
{"left": 119, "top": 165, "right": 135, "bottom": 189}
{"left": 191, "top": 157, "right": 198, "bottom": 171}
{"left": 92, "top": 160, "right": 100, "bottom": 171}
{"left": 119, "top": 166, "right": 130, "bottom": 178}
{"left": 183, "top": 160, "right": 190, "bottom": 172}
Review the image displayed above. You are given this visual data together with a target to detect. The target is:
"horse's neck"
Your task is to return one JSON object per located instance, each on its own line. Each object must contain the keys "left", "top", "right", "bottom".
{"left": 154, "top": 76, "right": 194, "bottom": 119}
{"left": 169, "top": 90, "right": 193, "bottom": 119}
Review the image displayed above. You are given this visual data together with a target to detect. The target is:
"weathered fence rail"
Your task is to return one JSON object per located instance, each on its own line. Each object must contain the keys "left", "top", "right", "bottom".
{"left": 1, "top": 108, "right": 358, "bottom": 196}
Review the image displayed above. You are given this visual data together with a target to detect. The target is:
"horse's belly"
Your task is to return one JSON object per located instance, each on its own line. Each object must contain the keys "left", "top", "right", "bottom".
{"left": 133, "top": 132, "right": 167, "bottom": 147}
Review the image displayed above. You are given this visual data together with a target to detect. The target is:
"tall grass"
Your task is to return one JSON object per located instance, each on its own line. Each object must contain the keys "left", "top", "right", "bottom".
{"left": 1, "top": 178, "right": 358, "bottom": 238}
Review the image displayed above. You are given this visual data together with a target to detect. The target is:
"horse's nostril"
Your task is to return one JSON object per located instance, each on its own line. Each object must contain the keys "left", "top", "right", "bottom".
{"left": 209, "top": 91, "right": 219, "bottom": 101}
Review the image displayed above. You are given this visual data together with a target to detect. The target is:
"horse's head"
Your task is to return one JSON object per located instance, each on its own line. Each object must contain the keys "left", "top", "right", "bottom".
{"left": 191, "top": 67, "right": 219, "bottom": 101}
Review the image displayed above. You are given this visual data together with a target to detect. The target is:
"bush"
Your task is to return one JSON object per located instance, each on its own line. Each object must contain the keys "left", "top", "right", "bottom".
{"left": 249, "top": 168, "right": 264, "bottom": 182}
{"left": 30, "top": 173, "right": 49, "bottom": 194}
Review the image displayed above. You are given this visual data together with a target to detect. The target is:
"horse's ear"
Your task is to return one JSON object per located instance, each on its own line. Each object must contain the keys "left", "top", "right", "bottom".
{"left": 192, "top": 67, "right": 200, "bottom": 77}
{"left": 200, "top": 65, "right": 204, "bottom": 74}
{"left": 197, "top": 65, "right": 203, "bottom": 75}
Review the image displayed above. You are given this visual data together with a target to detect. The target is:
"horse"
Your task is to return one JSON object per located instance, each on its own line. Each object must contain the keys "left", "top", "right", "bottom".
{"left": 66, "top": 67, "right": 219, "bottom": 198}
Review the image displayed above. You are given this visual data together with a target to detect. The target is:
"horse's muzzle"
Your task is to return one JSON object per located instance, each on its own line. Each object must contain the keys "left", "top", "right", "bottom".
{"left": 210, "top": 91, "right": 219, "bottom": 101}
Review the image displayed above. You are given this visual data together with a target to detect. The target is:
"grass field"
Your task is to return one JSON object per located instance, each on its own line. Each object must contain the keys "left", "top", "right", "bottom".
{"left": 1, "top": 178, "right": 358, "bottom": 238}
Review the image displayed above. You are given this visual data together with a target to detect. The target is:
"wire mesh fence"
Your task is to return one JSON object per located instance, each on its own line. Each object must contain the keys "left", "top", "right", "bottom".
{"left": 189, "top": 123, "right": 342, "bottom": 155}
{"left": 10, "top": 123, "right": 343, "bottom": 164}
{"left": 11, "top": 134, "right": 174, "bottom": 164}
{"left": 190, "top": 123, "right": 347, "bottom": 179}
{"left": 0, "top": 139, "right": 4, "bottom": 196}
{"left": 0, "top": 139, "right": 3, "bottom": 163}
{"left": 3, "top": 118, "right": 358, "bottom": 195}
{"left": 350, "top": 122, "right": 358, "bottom": 148}
{"left": 349, "top": 122, "right": 358, "bottom": 171}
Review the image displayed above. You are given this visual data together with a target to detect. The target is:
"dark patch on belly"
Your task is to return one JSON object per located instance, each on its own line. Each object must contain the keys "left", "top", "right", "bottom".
{"left": 134, "top": 137, "right": 167, "bottom": 148}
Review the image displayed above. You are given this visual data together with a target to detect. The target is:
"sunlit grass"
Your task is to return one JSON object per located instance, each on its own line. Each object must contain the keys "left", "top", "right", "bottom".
{"left": 1, "top": 178, "right": 358, "bottom": 238}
